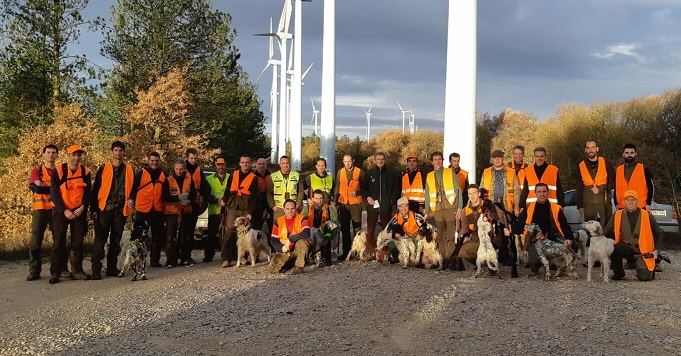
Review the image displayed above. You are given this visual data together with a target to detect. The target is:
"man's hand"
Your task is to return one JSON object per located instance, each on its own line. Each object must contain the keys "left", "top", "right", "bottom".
{"left": 578, "top": 208, "right": 584, "bottom": 216}
{"left": 591, "top": 186, "right": 600, "bottom": 195}
{"left": 64, "top": 209, "right": 75, "bottom": 220}
{"left": 367, "top": 197, "right": 375, "bottom": 206}
{"left": 564, "top": 239, "right": 573, "bottom": 249}
{"left": 126, "top": 199, "right": 134, "bottom": 209}
{"left": 272, "top": 206, "right": 279, "bottom": 212}
{"left": 282, "top": 244, "right": 290, "bottom": 253}
{"left": 246, "top": 214, "right": 252, "bottom": 221}
{"left": 503, "top": 228, "right": 511, "bottom": 237}
{"left": 220, "top": 200, "right": 226, "bottom": 207}
{"left": 652, "top": 250, "right": 658, "bottom": 260}
{"left": 456, "top": 208, "right": 462, "bottom": 220}
{"left": 33, "top": 180, "right": 42, "bottom": 186}
{"left": 645, "top": 204, "right": 651, "bottom": 211}
{"left": 74, "top": 205, "right": 85, "bottom": 217}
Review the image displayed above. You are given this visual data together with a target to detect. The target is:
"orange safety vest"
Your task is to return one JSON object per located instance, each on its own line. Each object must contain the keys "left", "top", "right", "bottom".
{"left": 338, "top": 167, "right": 362, "bottom": 205}
{"left": 55, "top": 164, "right": 90, "bottom": 211}
{"left": 189, "top": 167, "right": 203, "bottom": 204}
{"left": 579, "top": 157, "right": 608, "bottom": 187}
{"left": 507, "top": 161, "right": 528, "bottom": 190}
{"left": 164, "top": 172, "right": 192, "bottom": 215}
{"left": 525, "top": 202, "right": 564, "bottom": 237}
{"left": 32, "top": 165, "right": 53, "bottom": 210}
{"left": 401, "top": 170, "right": 425, "bottom": 204}
{"left": 456, "top": 169, "right": 468, "bottom": 193}
{"left": 464, "top": 204, "right": 484, "bottom": 231}
{"left": 614, "top": 209, "right": 656, "bottom": 271}
{"left": 395, "top": 211, "right": 420, "bottom": 237}
{"left": 276, "top": 214, "right": 304, "bottom": 249}
{"left": 230, "top": 170, "right": 256, "bottom": 196}
{"left": 615, "top": 163, "right": 648, "bottom": 209}
{"left": 135, "top": 169, "right": 166, "bottom": 213}
{"left": 307, "top": 205, "right": 329, "bottom": 228}
{"left": 481, "top": 167, "right": 516, "bottom": 211}
{"left": 426, "top": 168, "right": 457, "bottom": 212}
{"left": 525, "top": 164, "right": 559, "bottom": 204}
{"left": 97, "top": 162, "right": 134, "bottom": 216}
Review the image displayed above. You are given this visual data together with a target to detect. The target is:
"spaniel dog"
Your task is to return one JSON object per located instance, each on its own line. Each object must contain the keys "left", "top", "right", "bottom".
{"left": 376, "top": 224, "right": 417, "bottom": 268}
{"left": 524, "top": 224, "right": 578, "bottom": 281}
{"left": 119, "top": 219, "right": 149, "bottom": 281}
{"left": 475, "top": 213, "right": 501, "bottom": 278}
{"left": 310, "top": 220, "right": 341, "bottom": 267}
{"left": 580, "top": 220, "right": 615, "bottom": 283}
{"left": 234, "top": 216, "right": 272, "bottom": 267}
{"left": 345, "top": 230, "right": 369, "bottom": 261}
{"left": 413, "top": 221, "right": 443, "bottom": 269}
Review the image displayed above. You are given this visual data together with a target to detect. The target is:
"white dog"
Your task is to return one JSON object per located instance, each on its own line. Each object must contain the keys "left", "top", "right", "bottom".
{"left": 475, "top": 214, "right": 501, "bottom": 278}
{"left": 376, "top": 225, "right": 418, "bottom": 268}
{"left": 413, "top": 222, "right": 443, "bottom": 269}
{"left": 345, "top": 230, "right": 369, "bottom": 261}
{"left": 234, "top": 216, "right": 272, "bottom": 267}
{"left": 581, "top": 220, "right": 615, "bottom": 283}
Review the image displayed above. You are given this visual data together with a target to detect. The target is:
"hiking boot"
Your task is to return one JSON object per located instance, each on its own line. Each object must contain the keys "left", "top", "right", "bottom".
{"left": 291, "top": 266, "right": 305, "bottom": 275}
{"left": 26, "top": 272, "right": 40, "bottom": 281}
{"left": 269, "top": 253, "right": 287, "bottom": 274}
{"left": 49, "top": 276, "right": 60, "bottom": 284}
{"left": 72, "top": 272, "right": 91, "bottom": 280}
{"left": 105, "top": 268, "right": 121, "bottom": 277}
{"left": 60, "top": 270, "right": 72, "bottom": 279}
{"left": 181, "top": 260, "right": 194, "bottom": 267}
{"left": 186, "top": 258, "right": 196, "bottom": 265}
{"left": 221, "top": 260, "right": 231, "bottom": 268}
{"left": 165, "top": 264, "right": 173, "bottom": 269}
{"left": 91, "top": 273, "right": 102, "bottom": 281}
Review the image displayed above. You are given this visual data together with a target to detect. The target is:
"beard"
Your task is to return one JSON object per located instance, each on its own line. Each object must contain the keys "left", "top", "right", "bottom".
{"left": 624, "top": 157, "right": 635, "bottom": 163}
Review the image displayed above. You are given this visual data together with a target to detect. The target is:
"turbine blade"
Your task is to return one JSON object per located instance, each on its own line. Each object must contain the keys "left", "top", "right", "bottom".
{"left": 396, "top": 100, "right": 404, "bottom": 111}
{"left": 302, "top": 63, "right": 314, "bottom": 80}
{"left": 269, "top": 18, "right": 274, "bottom": 60}
{"left": 310, "top": 97, "right": 316, "bottom": 110}
{"left": 283, "top": 0, "right": 292, "bottom": 34}
{"left": 255, "top": 63, "right": 270, "bottom": 83}
{"left": 368, "top": 105, "right": 372, "bottom": 113}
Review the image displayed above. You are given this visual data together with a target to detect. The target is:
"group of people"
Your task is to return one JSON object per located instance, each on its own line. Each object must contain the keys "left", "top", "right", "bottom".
{"left": 27, "top": 140, "right": 662, "bottom": 283}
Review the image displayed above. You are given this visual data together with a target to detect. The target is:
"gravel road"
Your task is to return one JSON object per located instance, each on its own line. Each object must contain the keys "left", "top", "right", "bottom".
{"left": 1, "top": 251, "right": 680, "bottom": 356}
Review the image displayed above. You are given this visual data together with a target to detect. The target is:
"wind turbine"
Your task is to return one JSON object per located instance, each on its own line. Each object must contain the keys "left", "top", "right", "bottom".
{"left": 396, "top": 100, "right": 409, "bottom": 132}
{"left": 289, "top": 0, "right": 312, "bottom": 171}
{"left": 310, "top": 98, "right": 319, "bottom": 136}
{"left": 254, "top": 18, "right": 281, "bottom": 162}
{"left": 320, "top": 0, "right": 336, "bottom": 172}
{"left": 364, "top": 106, "right": 372, "bottom": 140}
{"left": 409, "top": 110, "right": 415, "bottom": 134}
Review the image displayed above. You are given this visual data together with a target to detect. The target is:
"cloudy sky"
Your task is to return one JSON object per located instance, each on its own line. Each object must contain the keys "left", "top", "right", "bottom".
{"left": 80, "top": 1, "right": 681, "bottom": 139}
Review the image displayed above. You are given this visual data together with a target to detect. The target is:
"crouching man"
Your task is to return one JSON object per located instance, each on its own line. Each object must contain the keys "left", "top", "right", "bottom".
{"left": 269, "top": 199, "right": 310, "bottom": 274}
{"left": 603, "top": 190, "right": 662, "bottom": 281}
{"left": 383, "top": 197, "right": 424, "bottom": 262}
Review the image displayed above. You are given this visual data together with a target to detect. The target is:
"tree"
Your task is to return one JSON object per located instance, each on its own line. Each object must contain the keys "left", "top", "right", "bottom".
{"left": 100, "top": 0, "right": 267, "bottom": 161}
{"left": 0, "top": 0, "right": 103, "bottom": 157}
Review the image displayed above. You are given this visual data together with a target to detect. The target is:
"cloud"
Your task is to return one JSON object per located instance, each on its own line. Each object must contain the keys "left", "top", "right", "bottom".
{"left": 593, "top": 43, "right": 646, "bottom": 62}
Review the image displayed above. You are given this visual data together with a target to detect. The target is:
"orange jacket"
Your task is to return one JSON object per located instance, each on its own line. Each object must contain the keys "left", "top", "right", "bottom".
{"left": 96, "top": 162, "right": 134, "bottom": 216}
{"left": 55, "top": 164, "right": 90, "bottom": 210}
{"left": 579, "top": 157, "right": 608, "bottom": 187}
{"left": 525, "top": 202, "right": 564, "bottom": 238}
{"left": 164, "top": 172, "right": 192, "bottom": 215}
{"left": 614, "top": 209, "right": 655, "bottom": 271}
{"left": 395, "top": 211, "right": 420, "bottom": 237}
{"left": 524, "top": 164, "right": 559, "bottom": 204}
{"left": 274, "top": 214, "right": 305, "bottom": 249}
{"left": 401, "top": 170, "right": 425, "bottom": 204}
{"left": 32, "top": 165, "right": 53, "bottom": 210}
{"left": 337, "top": 168, "right": 362, "bottom": 205}
{"left": 230, "top": 170, "right": 256, "bottom": 196}
{"left": 507, "top": 161, "right": 528, "bottom": 190}
{"left": 135, "top": 169, "right": 166, "bottom": 213}
{"left": 615, "top": 163, "right": 648, "bottom": 209}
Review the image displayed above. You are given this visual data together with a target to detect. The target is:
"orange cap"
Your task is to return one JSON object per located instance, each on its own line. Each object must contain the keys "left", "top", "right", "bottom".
{"left": 406, "top": 153, "right": 418, "bottom": 161}
{"left": 623, "top": 190, "right": 639, "bottom": 200}
{"left": 215, "top": 158, "right": 226, "bottom": 165}
{"left": 67, "top": 145, "right": 85, "bottom": 155}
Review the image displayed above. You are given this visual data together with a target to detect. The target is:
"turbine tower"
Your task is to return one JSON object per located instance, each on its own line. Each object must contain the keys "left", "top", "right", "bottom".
{"left": 396, "top": 100, "right": 409, "bottom": 132}
{"left": 444, "top": 0, "right": 477, "bottom": 181}
{"left": 311, "top": 97, "right": 319, "bottom": 136}
{"left": 409, "top": 110, "right": 415, "bottom": 134}
{"left": 320, "top": 0, "right": 336, "bottom": 172}
{"left": 289, "top": 0, "right": 311, "bottom": 171}
{"left": 278, "top": 0, "right": 292, "bottom": 159}
{"left": 364, "top": 106, "right": 372, "bottom": 140}
{"left": 254, "top": 18, "right": 280, "bottom": 162}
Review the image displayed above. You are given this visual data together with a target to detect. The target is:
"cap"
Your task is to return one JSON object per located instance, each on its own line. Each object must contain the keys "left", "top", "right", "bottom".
{"left": 491, "top": 150, "right": 505, "bottom": 158}
{"left": 67, "top": 145, "right": 85, "bottom": 155}
{"left": 397, "top": 197, "right": 409, "bottom": 206}
{"left": 406, "top": 153, "right": 418, "bottom": 161}
{"left": 215, "top": 158, "right": 226, "bottom": 165}
{"left": 623, "top": 190, "right": 639, "bottom": 200}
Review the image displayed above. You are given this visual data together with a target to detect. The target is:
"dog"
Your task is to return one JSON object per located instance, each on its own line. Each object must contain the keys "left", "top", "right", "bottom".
{"left": 234, "top": 216, "right": 272, "bottom": 267}
{"left": 345, "top": 230, "right": 369, "bottom": 261}
{"left": 309, "top": 220, "right": 341, "bottom": 267}
{"left": 376, "top": 224, "right": 417, "bottom": 268}
{"left": 524, "top": 224, "right": 578, "bottom": 281}
{"left": 580, "top": 220, "right": 615, "bottom": 283}
{"left": 119, "top": 219, "right": 149, "bottom": 281}
{"left": 571, "top": 227, "right": 591, "bottom": 264}
{"left": 413, "top": 221, "right": 443, "bottom": 269}
{"left": 475, "top": 213, "right": 501, "bottom": 278}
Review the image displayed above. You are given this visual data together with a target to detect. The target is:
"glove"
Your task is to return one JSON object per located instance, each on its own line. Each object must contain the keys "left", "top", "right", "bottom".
{"left": 181, "top": 199, "right": 191, "bottom": 206}
{"left": 178, "top": 193, "right": 189, "bottom": 200}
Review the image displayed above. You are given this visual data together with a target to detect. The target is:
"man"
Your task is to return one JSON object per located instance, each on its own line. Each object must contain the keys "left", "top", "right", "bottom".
{"left": 424, "top": 151, "right": 462, "bottom": 269}
{"left": 449, "top": 152, "right": 469, "bottom": 208}
{"left": 614, "top": 143, "right": 654, "bottom": 210}
{"left": 479, "top": 150, "right": 520, "bottom": 216}
{"left": 303, "top": 157, "right": 335, "bottom": 205}
{"left": 129, "top": 151, "right": 167, "bottom": 268}
{"left": 269, "top": 199, "right": 311, "bottom": 274}
{"left": 334, "top": 154, "right": 365, "bottom": 260}
{"left": 400, "top": 153, "right": 426, "bottom": 214}
{"left": 251, "top": 157, "right": 273, "bottom": 233}
{"left": 301, "top": 189, "right": 338, "bottom": 228}
{"left": 268, "top": 155, "right": 304, "bottom": 220}
{"left": 506, "top": 145, "right": 528, "bottom": 192}
{"left": 362, "top": 152, "right": 401, "bottom": 256}
{"left": 49, "top": 145, "right": 92, "bottom": 284}
{"left": 603, "top": 190, "right": 662, "bottom": 281}
{"left": 90, "top": 141, "right": 135, "bottom": 280}
{"left": 513, "top": 183, "right": 573, "bottom": 276}
{"left": 383, "top": 197, "right": 425, "bottom": 262}
{"left": 519, "top": 147, "right": 565, "bottom": 208}
{"left": 576, "top": 140, "right": 615, "bottom": 222}
{"left": 184, "top": 148, "right": 211, "bottom": 265}
{"left": 203, "top": 157, "right": 229, "bottom": 262}
{"left": 162, "top": 159, "right": 196, "bottom": 268}
{"left": 27, "top": 144, "right": 60, "bottom": 281}
{"left": 221, "top": 154, "right": 258, "bottom": 267}
{"left": 456, "top": 185, "right": 500, "bottom": 270}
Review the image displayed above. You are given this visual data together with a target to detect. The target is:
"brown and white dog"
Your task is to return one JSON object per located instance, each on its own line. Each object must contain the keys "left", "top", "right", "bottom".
{"left": 475, "top": 213, "right": 501, "bottom": 278}
{"left": 580, "top": 220, "right": 615, "bottom": 283}
{"left": 345, "top": 230, "right": 369, "bottom": 261}
{"left": 234, "top": 216, "right": 272, "bottom": 267}
{"left": 413, "top": 221, "right": 443, "bottom": 269}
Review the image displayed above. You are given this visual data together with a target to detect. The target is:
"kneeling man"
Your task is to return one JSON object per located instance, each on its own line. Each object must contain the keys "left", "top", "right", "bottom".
{"left": 603, "top": 190, "right": 662, "bottom": 281}
{"left": 269, "top": 199, "right": 310, "bottom": 274}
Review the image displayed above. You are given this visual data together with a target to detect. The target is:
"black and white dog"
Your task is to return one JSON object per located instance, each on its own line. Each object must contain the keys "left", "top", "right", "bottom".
{"left": 524, "top": 224, "right": 578, "bottom": 281}
{"left": 310, "top": 220, "right": 341, "bottom": 267}
{"left": 119, "top": 219, "right": 149, "bottom": 281}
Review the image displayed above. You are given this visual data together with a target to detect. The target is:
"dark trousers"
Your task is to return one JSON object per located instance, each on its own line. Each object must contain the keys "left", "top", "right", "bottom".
{"left": 166, "top": 213, "right": 193, "bottom": 265}
{"left": 91, "top": 210, "right": 126, "bottom": 274}
{"left": 612, "top": 243, "right": 655, "bottom": 281}
{"left": 366, "top": 210, "right": 391, "bottom": 254}
{"left": 204, "top": 214, "right": 221, "bottom": 260}
{"left": 137, "top": 210, "right": 165, "bottom": 265}
{"left": 29, "top": 209, "right": 53, "bottom": 274}
{"left": 338, "top": 204, "right": 362, "bottom": 256}
{"left": 251, "top": 202, "right": 273, "bottom": 233}
{"left": 221, "top": 209, "right": 247, "bottom": 262}
{"left": 434, "top": 210, "right": 457, "bottom": 268}
{"left": 50, "top": 212, "right": 87, "bottom": 277}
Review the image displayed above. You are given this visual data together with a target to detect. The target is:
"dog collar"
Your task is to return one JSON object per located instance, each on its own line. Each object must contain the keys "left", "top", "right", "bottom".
{"left": 238, "top": 227, "right": 251, "bottom": 235}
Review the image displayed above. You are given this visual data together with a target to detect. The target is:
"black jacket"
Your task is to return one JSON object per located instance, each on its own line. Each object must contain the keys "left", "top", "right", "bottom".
{"left": 361, "top": 166, "right": 400, "bottom": 213}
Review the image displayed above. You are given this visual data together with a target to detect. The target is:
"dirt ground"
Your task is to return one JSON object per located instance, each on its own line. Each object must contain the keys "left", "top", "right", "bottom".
{"left": 1, "top": 248, "right": 680, "bottom": 356}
